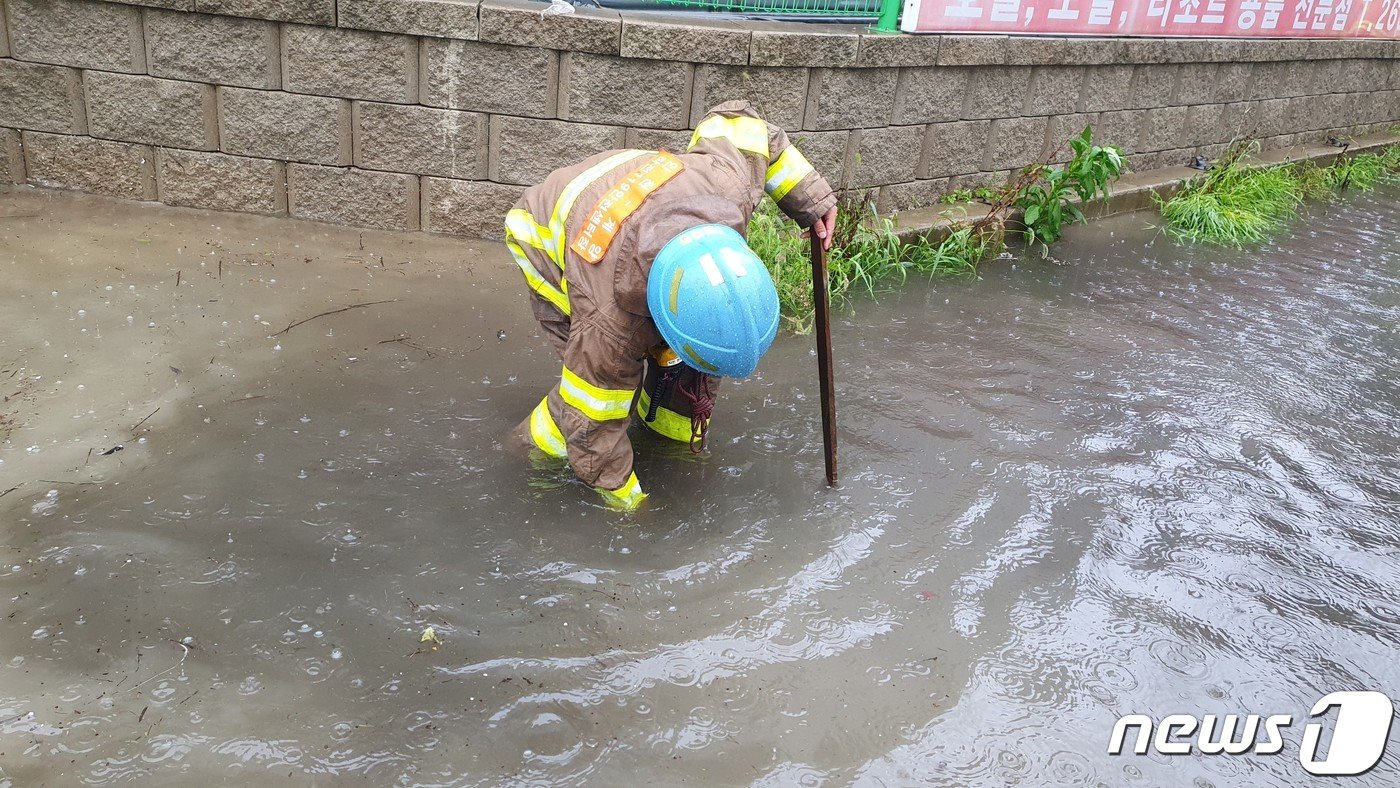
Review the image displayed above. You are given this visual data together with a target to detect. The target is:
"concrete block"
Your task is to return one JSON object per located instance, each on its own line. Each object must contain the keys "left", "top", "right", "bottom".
{"left": 1214, "top": 63, "right": 1254, "bottom": 104}
{"left": 919, "top": 119, "right": 989, "bottom": 179}
{"left": 982, "top": 115, "right": 1048, "bottom": 171}
{"left": 851, "top": 125, "right": 923, "bottom": 187}
{"left": 1313, "top": 93, "right": 1350, "bottom": 130}
{"left": 1, "top": 129, "right": 25, "bottom": 184}
{"left": 790, "top": 129, "right": 850, "bottom": 188}
{"left": 803, "top": 67, "right": 897, "bottom": 130}
{"left": 1256, "top": 98, "right": 1290, "bottom": 137}
{"left": 21, "top": 130, "right": 155, "bottom": 199}
{"left": 1121, "top": 37, "right": 1205, "bottom": 65}
{"left": 85, "top": 72, "right": 217, "bottom": 151}
{"left": 478, "top": 0, "right": 620, "bottom": 55}
{"left": 962, "top": 66, "right": 1031, "bottom": 120}
{"left": 947, "top": 170, "right": 1005, "bottom": 195}
{"left": 6, "top": 0, "right": 145, "bottom": 73}
{"left": 1137, "top": 106, "right": 1189, "bottom": 152}
{"left": 621, "top": 16, "right": 749, "bottom": 66}
{"left": 354, "top": 102, "right": 487, "bottom": 180}
{"left": 1079, "top": 65, "right": 1134, "bottom": 113}
{"left": 876, "top": 178, "right": 949, "bottom": 213}
{"left": 937, "top": 35, "right": 1006, "bottom": 66}
{"left": 1280, "top": 96, "right": 1316, "bottom": 134}
{"left": 282, "top": 24, "right": 418, "bottom": 104}
{"left": 1093, "top": 109, "right": 1146, "bottom": 155}
{"left": 288, "top": 164, "right": 419, "bottom": 230}
{"left": 145, "top": 10, "right": 280, "bottom": 90}
{"left": 219, "top": 87, "right": 350, "bottom": 165}
{"left": 1004, "top": 37, "right": 1127, "bottom": 66}
{"left": 156, "top": 148, "right": 286, "bottom": 214}
{"left": 1024, "top": 66, "right": 1085, "bottom": 117}
{"left": 338, "top": 0, "right": 479, "bottom": 39}
{"left": 1171, "top": 63, "right": 1217, "bottom": 106}
{"left": 421, "top": 39, "right": 557, "bottom": 118}
{"left": 194, "top": 0, "right": 335, "bottom": 24}
{"left": 1316, "top": 60, "right": 1350, "bottom": 95}
{"left": 1359, "top": 91, "right": 1395, "bottom": 125}
{"left": 690, "top": 65, "right": 808, "bottom": 130}
{"left": 1347, "top": 60, "right": 1391, "bottom": 96}
{"left": 1045, "top": 112, "right": 1096, "bottom": 162}
{"left": 489, "top": 115, "right": 622, "bottom": 186}
{"left": 1221, "top": 101, "right": 1261, "bottom": 140}
{"left": 1185, "top": 103, "right": 1227, "bottom": 146}
{"left": 624, "top": 127, "right": 693, "bottom": 153}
{"left": 559, "top": 53, "right": 691, "bottom": 129}
{"left": 893, "top": 66, "right": 969, "bottom": 126}
{"left": 1125, "top": 150, "right": 1182, "bottom": 172}
{"left": 1249, "top": 61, "right": 1290, "bottom": 101}
{"left": 119, "top": 0, "right": 197, "bottom": 9}
{"left": 0, "top": 60, "right": 87, "bottom": 134}
{"left": 856, "top": 33, "right": 939, "bottom": 68}
{"left": 749, "top": 27, "right": 859, "bottom": 68}
{"left": 421, "top": 176, "right": 524, "bottom": 239}
{"left": 1128, "top": 65, "right": 1179, "bottom": 110}
{"left": 1198, "top": 142, "right": 1228, "bottom": 161}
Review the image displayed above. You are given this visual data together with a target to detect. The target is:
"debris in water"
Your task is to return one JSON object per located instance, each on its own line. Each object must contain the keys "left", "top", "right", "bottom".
{"left": 420, "top": 627, "right": 442, "bottom": 645}
{"left": 100, "top": 445, "right": 123, "bottom": 456}
{"left": 274, "top": 299, "right": 398, "bottom": 337}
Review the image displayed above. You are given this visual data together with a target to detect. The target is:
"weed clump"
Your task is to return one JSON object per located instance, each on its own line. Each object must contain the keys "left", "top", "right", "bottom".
{"left": 749, "top": 198, "right": 996, "bottom": 333}
{"left": 1158, "top": 140, "right": 1400, "bottom": 247}
{"left": 751, "top": 125, "right": 1122, "bottom": 332}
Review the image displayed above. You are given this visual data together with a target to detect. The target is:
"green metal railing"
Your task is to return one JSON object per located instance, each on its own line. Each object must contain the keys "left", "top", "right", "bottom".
{"left": 598, "top": 0, "right": 902, "bottom": 31}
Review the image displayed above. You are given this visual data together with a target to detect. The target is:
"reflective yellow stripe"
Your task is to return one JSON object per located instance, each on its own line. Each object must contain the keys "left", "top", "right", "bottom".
{"left": 509, "top": 240, "right": 571, "bottom": 317}
{"left": 528, "top": 396, "right": 567, "bottom": 458}
{"left": 506, "top": 208, "right": 552, "bottom": 251}
{"left": 548, "top": 150, "right": 648, "bottom": 269}
{"left": 765, "top": 145, "right": 815, "bottom": 202}
{"left": 598, "top": 472, "right": 646, "bottom": 511}
{"left": 689, "top": 115, "right": 769, "bottom": 158}
{"left": 559, "top": 366, "right": 633, "bottom": 421}
{"left": 636, "top": 389, "right": 700, "bottom": 443}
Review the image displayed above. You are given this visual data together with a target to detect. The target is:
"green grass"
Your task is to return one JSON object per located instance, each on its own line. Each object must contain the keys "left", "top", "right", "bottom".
{"left": 1157, "top": 141, "right": 1400, "bottom": 247}
{"left": 748, "top": 198, "right": 995, "bottom": 333}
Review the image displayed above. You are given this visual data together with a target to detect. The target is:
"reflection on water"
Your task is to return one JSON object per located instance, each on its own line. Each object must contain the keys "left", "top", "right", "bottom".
{"left": 1, "top": 187, "right": 1397, "bottom": 785}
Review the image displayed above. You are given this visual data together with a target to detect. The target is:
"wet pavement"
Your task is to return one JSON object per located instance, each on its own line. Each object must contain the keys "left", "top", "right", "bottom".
{"left": 1, "top": 185, "right": 1397, "bottom": 785}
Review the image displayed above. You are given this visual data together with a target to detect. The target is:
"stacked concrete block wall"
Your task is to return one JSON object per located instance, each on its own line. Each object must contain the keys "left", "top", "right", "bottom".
{"left": 1, "top": 0, "right": 1397, "bottom": 238}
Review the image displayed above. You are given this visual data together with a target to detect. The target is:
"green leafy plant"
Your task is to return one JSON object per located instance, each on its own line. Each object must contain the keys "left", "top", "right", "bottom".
{"left": 1013, "top": 126, "right": 1124, "bottom": 255}
{"left": 939, "top": 188, "right": 974, "bottom": 205}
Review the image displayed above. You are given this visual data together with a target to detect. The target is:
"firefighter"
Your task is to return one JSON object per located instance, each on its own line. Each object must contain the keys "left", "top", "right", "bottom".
{"left": 506, "top": 101, "right": 838, "bottom": 511}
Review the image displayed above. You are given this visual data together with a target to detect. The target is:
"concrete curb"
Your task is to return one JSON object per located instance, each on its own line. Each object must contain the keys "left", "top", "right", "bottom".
{"left": 890, "top": 131, "right": 1400, "bottom": 244}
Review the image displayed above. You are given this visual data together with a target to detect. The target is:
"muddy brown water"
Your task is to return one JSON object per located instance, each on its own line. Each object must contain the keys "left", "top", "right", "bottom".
{"left": 1, "top": 186, "right": 1397, "bottom": 786}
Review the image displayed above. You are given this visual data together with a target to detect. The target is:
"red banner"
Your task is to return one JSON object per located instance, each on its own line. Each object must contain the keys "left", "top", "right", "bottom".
{"left": 901, "top": 0, "right": 1400, "bottom": 38}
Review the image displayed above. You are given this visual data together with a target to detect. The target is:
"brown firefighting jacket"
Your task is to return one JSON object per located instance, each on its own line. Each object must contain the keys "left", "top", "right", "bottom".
{"left": 506, "top": 101, "right": 837, "bottom": 506}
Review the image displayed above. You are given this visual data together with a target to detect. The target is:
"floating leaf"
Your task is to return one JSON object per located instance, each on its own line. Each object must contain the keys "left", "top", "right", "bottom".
{"left": 420, "top": 626, "right": 441, "bottom": 644}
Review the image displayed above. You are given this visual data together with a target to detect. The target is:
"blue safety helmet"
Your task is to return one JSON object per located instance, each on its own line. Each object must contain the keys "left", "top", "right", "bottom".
{"left": 647, "top": 224, "right": 779, "bottom": 378}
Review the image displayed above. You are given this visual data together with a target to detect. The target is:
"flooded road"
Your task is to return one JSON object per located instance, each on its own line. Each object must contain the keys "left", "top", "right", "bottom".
{"left": 1, "top": 185, "right": 1397, "bottom": 786}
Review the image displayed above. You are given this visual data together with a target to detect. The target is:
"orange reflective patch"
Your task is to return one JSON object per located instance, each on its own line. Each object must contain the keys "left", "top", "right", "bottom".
{"left": 570, "top": 152, "right": 684, "bottom": 264}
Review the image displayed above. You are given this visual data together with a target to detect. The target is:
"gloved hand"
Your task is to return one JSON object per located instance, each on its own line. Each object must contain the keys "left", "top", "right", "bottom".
{"left": 597, "top": 472, "right": 647, "bottom": 512}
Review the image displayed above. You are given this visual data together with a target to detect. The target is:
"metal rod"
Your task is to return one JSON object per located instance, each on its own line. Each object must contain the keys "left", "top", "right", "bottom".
{"left": 811, "top": 232, "right": 838, "bottom": 486}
